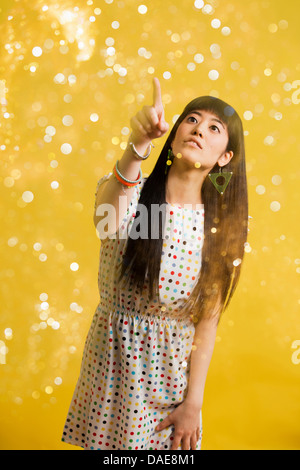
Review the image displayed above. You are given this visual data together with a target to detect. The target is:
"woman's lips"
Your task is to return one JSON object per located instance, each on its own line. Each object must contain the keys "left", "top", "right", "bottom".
{"left": 185, "top": 140, "right": 202, "bottom": 149}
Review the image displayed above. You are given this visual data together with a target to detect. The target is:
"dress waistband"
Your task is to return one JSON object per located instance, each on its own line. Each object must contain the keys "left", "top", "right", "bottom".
{"left": 96, "top": 303, "right": 194, "bottom": 326}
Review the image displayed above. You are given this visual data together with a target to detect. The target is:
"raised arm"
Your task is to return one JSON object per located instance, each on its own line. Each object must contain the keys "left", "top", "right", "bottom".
{"left": 93, "top": 78, "right": 169, "bottom": 236}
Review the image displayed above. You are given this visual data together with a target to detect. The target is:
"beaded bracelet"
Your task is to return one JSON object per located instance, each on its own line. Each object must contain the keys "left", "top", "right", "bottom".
{"left": 114, "top": 160, "right": 142, "bottom": 185}
{"left": 113, "top": 160, "right": 142, "bottom": 187}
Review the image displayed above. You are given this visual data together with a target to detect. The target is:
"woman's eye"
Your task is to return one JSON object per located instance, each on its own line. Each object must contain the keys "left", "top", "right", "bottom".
{"left": 187, "top": 116, "right": 221, "bottom": 132}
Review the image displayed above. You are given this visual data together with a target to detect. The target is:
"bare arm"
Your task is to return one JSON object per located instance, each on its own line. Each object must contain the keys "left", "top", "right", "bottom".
{"left": 155, "top": 304, "right": 221, "bottom": 450}
{"left": 93, "top": 78, "right": 169, "bottom": 237}
{"left": 184, "top": 315, "right": 219, "bottom": 411}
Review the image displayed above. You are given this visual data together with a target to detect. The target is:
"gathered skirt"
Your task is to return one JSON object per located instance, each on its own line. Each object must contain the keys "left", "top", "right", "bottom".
{"left": 61, "top": 305, "right": 203, "bottom": 450}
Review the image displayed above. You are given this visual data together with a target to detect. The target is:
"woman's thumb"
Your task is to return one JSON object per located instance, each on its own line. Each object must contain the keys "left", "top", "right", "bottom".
{"left": 155, "top": 415, "right": 171, "bottom": 431}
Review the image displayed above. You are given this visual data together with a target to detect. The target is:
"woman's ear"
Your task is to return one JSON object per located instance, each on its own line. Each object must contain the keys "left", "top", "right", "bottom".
{"left": 218, "top": 150, "right": 233, "bottom": 166}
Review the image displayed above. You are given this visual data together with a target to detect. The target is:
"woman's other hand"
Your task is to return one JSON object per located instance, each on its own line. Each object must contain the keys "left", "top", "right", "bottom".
{"left": 155, "top": 401, "right": 202, "bottom": 450}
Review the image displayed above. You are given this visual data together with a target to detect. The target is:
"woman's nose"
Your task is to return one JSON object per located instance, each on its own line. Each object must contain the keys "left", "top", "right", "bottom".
{"left": 193, "top": 127, "right": 203, "bottom": 137}
{"left": 191, "top": 120, "right": 204, "bottom": 136}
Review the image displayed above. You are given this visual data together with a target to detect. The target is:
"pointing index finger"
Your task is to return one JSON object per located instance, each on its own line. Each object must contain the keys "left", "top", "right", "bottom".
{"left": 153, "top": 77, "right": 163, "bottom": 110}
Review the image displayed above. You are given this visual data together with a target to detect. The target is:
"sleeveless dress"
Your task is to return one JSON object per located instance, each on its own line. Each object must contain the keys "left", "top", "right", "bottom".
{"left": 61, "top": 172, "right": 205, "bottom": 450}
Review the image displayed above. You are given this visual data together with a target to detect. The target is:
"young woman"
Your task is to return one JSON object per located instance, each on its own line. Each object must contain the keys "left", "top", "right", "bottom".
{"left": 61, "top": 78, "right": 248, "bottom": 451}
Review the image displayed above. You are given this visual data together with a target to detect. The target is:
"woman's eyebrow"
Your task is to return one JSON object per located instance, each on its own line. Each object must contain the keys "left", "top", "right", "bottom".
{"left": 189, "top": 110, "right": 225, "bottom": 129}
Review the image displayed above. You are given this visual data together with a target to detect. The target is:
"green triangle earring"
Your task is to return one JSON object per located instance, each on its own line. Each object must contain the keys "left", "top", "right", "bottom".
{"left": 208, "top": 166, "right": 233, "bottom": 195}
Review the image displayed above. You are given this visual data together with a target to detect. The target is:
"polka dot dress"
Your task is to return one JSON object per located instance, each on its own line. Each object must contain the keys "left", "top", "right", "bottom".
{"left": 61, "top": 173, "right": 205, "bottom": 450}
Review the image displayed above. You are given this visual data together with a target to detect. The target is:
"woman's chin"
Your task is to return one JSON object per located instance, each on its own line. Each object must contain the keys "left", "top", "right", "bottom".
{"left": 172, "top": 154, "right": 203, "bottom": 169}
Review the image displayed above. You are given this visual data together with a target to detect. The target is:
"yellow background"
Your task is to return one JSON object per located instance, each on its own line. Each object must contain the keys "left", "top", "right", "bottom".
{"left": 0, "top": 0, "right": 299, "bottom": 450}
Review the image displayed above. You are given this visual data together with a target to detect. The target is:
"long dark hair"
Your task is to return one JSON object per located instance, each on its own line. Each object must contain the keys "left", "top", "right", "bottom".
{"left": 117, "top": 96, "right": 248, "bottom": 324}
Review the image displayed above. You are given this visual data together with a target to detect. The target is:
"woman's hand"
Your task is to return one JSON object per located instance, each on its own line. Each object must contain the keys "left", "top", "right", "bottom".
{"left": 155, "top": 401, "right": 202, "bottom": 450}
{"left": 130, "top": 77, "right": 169, "bottom": 145}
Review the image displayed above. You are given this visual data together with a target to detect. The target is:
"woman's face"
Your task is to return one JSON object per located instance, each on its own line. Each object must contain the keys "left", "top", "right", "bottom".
{"left": 171, "top": 109, "right": 233, "bottom": 171}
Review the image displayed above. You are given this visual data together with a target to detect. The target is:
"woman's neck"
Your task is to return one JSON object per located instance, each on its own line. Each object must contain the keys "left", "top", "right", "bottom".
{"left": 165, "top": 164, "right": 205, "bottom": 207}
